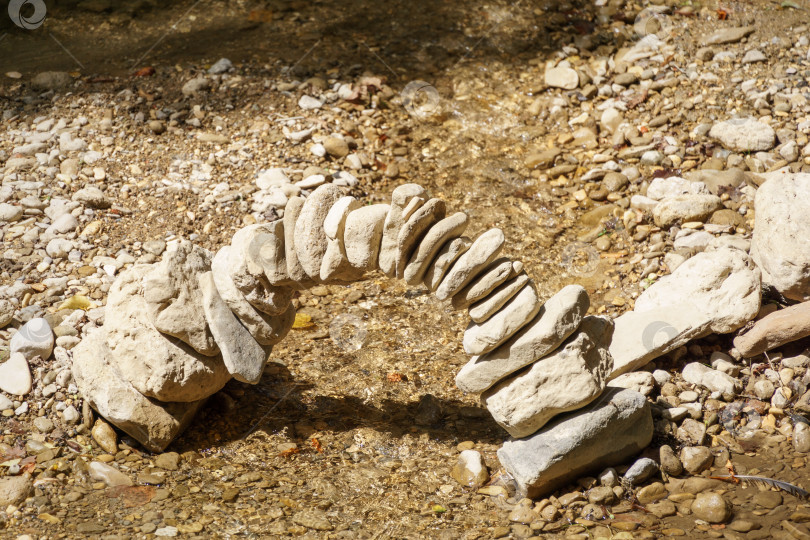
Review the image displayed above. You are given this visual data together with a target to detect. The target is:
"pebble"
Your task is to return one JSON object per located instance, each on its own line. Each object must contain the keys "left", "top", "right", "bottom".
{"left": 33, "top": 416, "right": 54, "bottom": 433}
{"left": 624, "top": 457, "right": 658, "bottom": 485}
{"left": 88, "top": 461, "right": 133, "bottom": 487}
{"left": 298, "top": 95, "right": 323, "bottom": 110}
{"left": 0, "top": 352, "right": 32, "bottom": 396}
{"left": 323, "top": 136, "right": 350, "bottom": 158}
{"left": 91, "top": 419, "right": 118, "bottom": 454}
{"left": 691, "top": 492, "right": 731, "bottom": 523}
{"left": 10, "top": 317, "right": 54, "bottom": 360}
{"left": 659, "top": 445, "right": 683, "bottom": 475}
{"left": 795, "top": 423, "right": 810, "bottom": 452}
{"left": 182, "top": 77, "right": 210, "bottom": 96}
{"left": 709, "top": 117, "right": 776, "bottom": 152}
{"left": 680, "top": 446, "right": 713, "bottom": 474}
{"left": 451, "top": 450, "right": 489, "bottom": 487}
{"left": 545, "top": 66, "right": 579, "bottom": 89}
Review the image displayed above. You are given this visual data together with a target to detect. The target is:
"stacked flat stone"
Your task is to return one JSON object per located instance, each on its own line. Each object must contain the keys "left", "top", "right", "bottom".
{"left": 72, "top": 183, "right": 612, "bottom": 452}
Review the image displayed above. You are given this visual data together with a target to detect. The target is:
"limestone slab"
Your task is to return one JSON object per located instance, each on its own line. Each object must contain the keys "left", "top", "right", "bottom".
{"left": 435, "top": 228, "right": 505, "bottom": 300}
{"left": 463, "top": 283, "right": 541, "bottom": 356}
{"left": 456, "top": 284, "right": 589, "bottom": 393}
{"left": 497, "top": 388, "right": 652, "bottom": 498}
{"left": 404, "top": 212, "right": 468, "bottom": 285}
{"left": 199, "top": 271, "right": 268, "bottom": 384}
{"left": 395, "top": 198, "right": 446, "bottom": 278}
{"left": 483, "top": 316, "right": 614, "bottom": 438}
{"left": 379, "top": 184, "right": 426, "bottom": 276}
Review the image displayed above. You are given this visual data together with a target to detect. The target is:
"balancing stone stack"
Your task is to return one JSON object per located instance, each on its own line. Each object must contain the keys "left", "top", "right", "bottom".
{"left": 72, "top": 183, "right": 645, "bottom": 485}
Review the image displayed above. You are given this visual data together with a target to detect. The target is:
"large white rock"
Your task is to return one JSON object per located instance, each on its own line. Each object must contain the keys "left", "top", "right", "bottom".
{"left": 212, "top": 247, "right": 295, "bottom": 346}
{"left": 634, "top": 247, "right": 760, "bottom": 334}
{"left": 498, "top": 388, "right": 652, "bottom": 498}
{"left": 456, "top": 284, "right": 589, "bottom": 393}
{"left": 344, "top": 203, "right": 390, "bottom": 273}
{"left": 379, "top": 184, "right": 426, "bottom": 276}
{"left": 483, "top": 316, "right": 614, "bottom": 438}
{"left": 72, "top": 329, "right": 206, "bottom": 452}
{"left": 294, "top": 184, "right": 344, "bottom": 280}
{"left": 105, "top": 265, "right": 231, "bottom": 403}
{"left": 610, "top": 247, "right": 761, "bottom": 378}
{"left": 608, "top": 304, "right": 710, "bottom": 379}
{"left": 142, "top": 241, "right": 219, "bottom": 356}
{"left": 462, "top": 283, "right": 541, "bottom": 356}
{"left": 9, "top": 317, "right": 54, "bottom": 361}
{"left": 199, "top": 271, "right": 268, "bottom": 384}
{"left": 0, "top": 352, "right": 32, "bottom": 396}
{"left": 709, "top": 117, "right": 776, "bottom": 152}
{"left": 751, "top": 172, "right": 810, "bottom": 301}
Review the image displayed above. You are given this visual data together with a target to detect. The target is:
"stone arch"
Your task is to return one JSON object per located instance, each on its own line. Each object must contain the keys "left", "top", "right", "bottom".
{"left": 71, "top": 182, "right": 623, "bottom": 489}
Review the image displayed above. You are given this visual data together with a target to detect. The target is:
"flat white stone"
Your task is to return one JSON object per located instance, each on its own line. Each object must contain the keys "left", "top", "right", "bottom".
{"left": 435, "top": 228, "right": 505, "bottom": 300}
{"left": 199, "top": 271, "right": 267, "bottom": 384}
{"left": 468, "top": 273, "right": 530, "bottom": 323}
{"left": 404, "top": 212, "right": 468, "bottom": 285}
{"left": 451, "top": 258, "right": 514, "bottom": 311}
{"left": 294, "top": 184, "right": 344, "bottom": 280}
{"left": 395, "top": 198, "right": 446, "bottom": 279}
{"left": 379, "top": 184, "right": 426, "bottom": 276}
{"left": 463, "top": 283, "right": 541, "bottom": 356}
{"left": 321, "top": 196, "right": 362, "bottom": 282}
{"left": 423, "top": 236, "right": 472, "bottom": 291}
{"left": 456, "top": 284, "right": 589, "bottom": 393}
{"left": 283, "top": 196, "right": 316, "bottom": 288}
{"left": 344, "top": 204, "right": 390, "bottom": 272}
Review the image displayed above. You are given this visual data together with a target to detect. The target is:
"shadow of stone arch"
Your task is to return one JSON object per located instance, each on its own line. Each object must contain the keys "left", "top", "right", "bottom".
{"left": 169, "top": 363, "right": 504, "bottom": 454}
